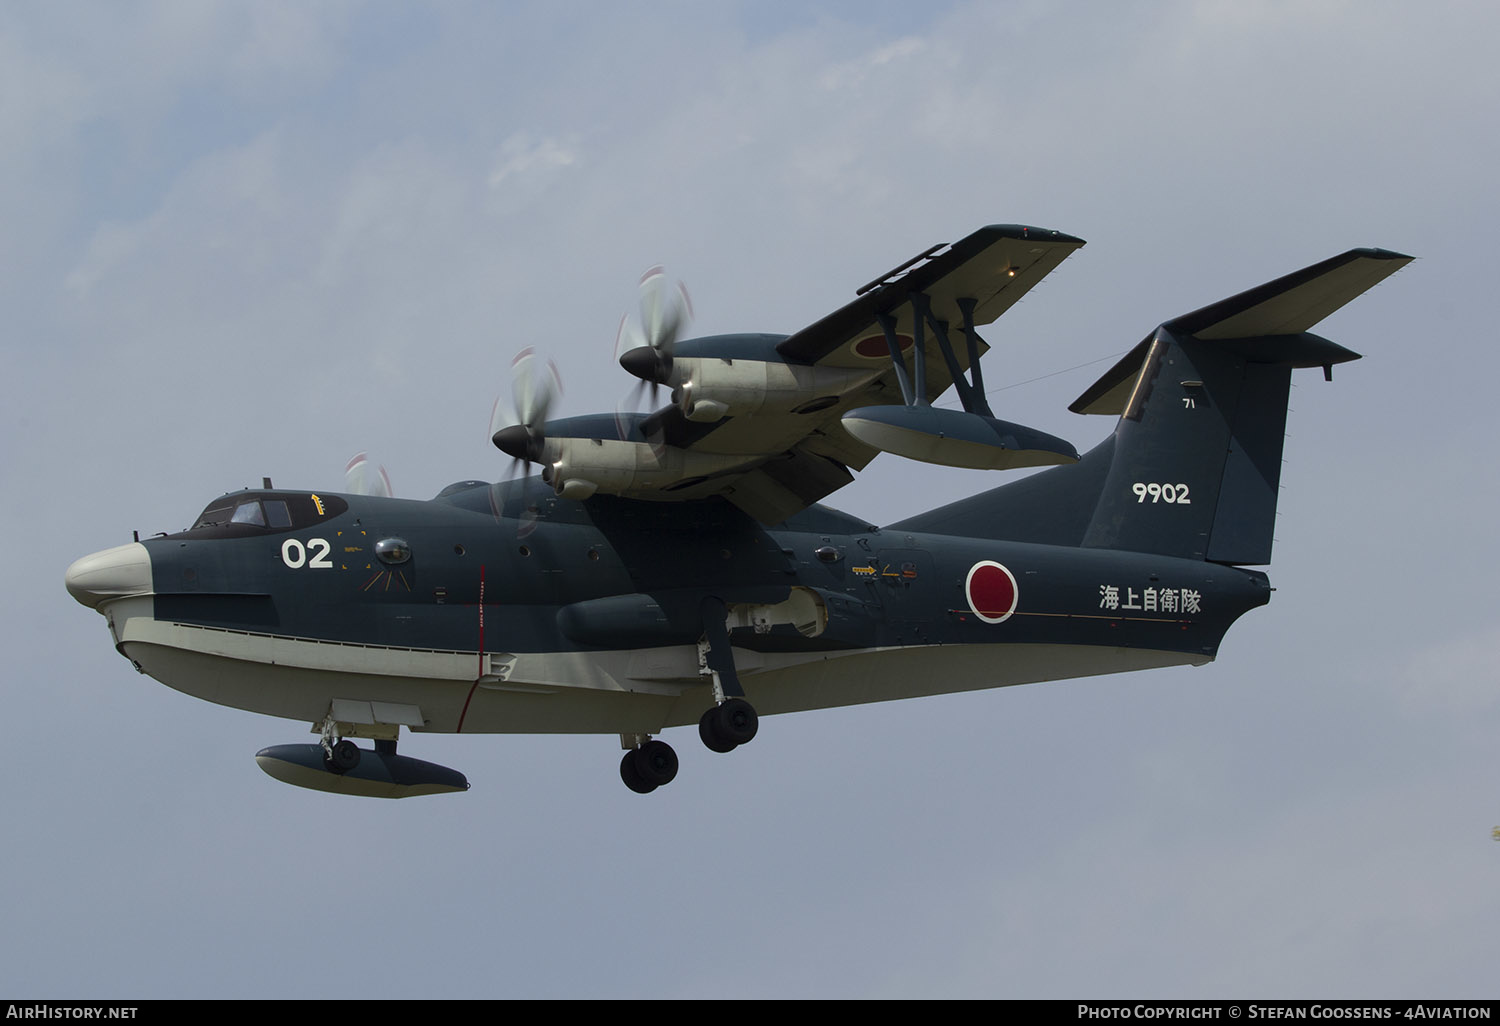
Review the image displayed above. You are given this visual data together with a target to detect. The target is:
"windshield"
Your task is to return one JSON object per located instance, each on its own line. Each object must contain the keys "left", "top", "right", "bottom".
{"left": 185, "top": 492, "right": 347, "bottom": 536}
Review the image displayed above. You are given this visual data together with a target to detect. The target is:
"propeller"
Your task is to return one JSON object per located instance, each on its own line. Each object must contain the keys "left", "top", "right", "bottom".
{"left": 614, "top": 266, "right": 691, "bottom": 440}
{"left": 491, "top": 347, "right": 563, "bottom": 469}
{"left": 616, "top": 266, "right": 692, "bottom": 393}
{"left": 344, "top": 452, "right": 393, "bottom": 497}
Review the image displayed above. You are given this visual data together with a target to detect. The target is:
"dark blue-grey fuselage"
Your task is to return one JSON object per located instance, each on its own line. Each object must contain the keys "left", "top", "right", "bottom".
{"left": 142, "top": 476, "right": 1268, "bottom": 672}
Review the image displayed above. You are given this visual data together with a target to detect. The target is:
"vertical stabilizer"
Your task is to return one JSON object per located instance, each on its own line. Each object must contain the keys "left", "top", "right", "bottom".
{"left": 1076, "top": 328, "right": 1308, "bottom": 563}
{"left": 892, "top": 247, "right": 1411, "bottom": 564}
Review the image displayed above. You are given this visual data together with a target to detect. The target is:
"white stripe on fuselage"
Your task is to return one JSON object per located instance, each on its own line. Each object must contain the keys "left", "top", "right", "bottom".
{"left": 105, "top": 601, "right": 1208, "bottom": 735}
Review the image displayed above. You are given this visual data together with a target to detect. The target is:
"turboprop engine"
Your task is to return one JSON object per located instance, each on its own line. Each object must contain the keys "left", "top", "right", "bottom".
{"left": 540, "top": 432, "right": 753, "bottom": 501}
{"left": 672, "top": 354, "right": 879, "bottom": 423}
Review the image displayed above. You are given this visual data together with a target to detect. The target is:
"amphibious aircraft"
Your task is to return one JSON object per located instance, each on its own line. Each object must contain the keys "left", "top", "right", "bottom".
{"left": 64, "top": 224, "right": 1411, "bottom": 796}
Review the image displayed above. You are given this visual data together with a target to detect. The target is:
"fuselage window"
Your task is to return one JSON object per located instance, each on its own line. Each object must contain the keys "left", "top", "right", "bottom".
{"left": 264, "top": 500, "right": 293, "bottom": 529}
{"left": 231, "top": 501, "right": 266, "bottom": 527}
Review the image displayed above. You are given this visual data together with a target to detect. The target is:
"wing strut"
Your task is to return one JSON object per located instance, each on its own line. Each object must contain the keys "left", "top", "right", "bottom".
{"left": 955, "top": 297, "right": 994, "bottom": 417}
{"left": 844, "top": 290, "right": 1080, "bottom": 471}
{"left": 875, "top": 291, "right": 997, "bottom": 416}
{"left": 875, "top": 312, "right": 916, "bottom": 406}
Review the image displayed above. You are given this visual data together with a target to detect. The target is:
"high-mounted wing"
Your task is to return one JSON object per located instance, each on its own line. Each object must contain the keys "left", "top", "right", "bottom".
{"left": 777, "top": 223, "right": 1085, "bottom": 368}
{"left": 641, "top": 225, "right": 1085, "bottom": 521}
{"left": 506, "top": 224, "right": 1086, "bottom": 524}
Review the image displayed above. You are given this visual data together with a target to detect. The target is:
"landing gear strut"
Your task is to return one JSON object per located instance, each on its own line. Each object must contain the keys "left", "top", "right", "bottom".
{"left": 695, "top": 596, "right": 760, "bottom": 755}
{"left": 616, "top": 597, "right": 765, "bottom": 793}
{"left": 317, "top": 713, "right": 363, "bottom": 774}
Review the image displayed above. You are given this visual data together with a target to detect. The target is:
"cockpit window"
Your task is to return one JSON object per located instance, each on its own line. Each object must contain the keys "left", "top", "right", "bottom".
{"left": 230, "top": 501, "right": 266, "bottom": 526}
{"left": 179, "top": 491, "right": 349, "bottom": 538}
{"left": 192, "top": 504, "right": 235, "bottom": 530}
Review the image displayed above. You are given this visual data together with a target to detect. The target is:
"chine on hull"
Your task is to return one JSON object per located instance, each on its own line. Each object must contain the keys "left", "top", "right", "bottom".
{"left": 114, "top": 602, "right": 1206, "bottom": 736}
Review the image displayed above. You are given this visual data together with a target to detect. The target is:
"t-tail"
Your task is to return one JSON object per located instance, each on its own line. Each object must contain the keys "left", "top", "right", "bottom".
{"left": 894, "top": 247, "right": 1412, "bottom": 565}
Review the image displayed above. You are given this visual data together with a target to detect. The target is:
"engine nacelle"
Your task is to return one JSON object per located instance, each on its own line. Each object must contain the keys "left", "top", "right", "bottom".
{"left": 674, "top": 358, "right": 880, "bottom": 423}
{"left": 545, "top": 437, "right": 755, "bottom": 499}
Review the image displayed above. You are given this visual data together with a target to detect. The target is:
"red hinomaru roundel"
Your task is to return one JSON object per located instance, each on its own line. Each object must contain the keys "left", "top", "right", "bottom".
{"left": 965, "top": 560, "right": 1018, "bottom": 624}
{"left": 851, "top": 333, "right": 913, "bottom": 359}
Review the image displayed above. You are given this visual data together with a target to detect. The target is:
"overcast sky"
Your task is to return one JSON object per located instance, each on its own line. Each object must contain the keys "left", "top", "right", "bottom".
{"left": 6, "top": 0, "right": 1497, "bottom": 999}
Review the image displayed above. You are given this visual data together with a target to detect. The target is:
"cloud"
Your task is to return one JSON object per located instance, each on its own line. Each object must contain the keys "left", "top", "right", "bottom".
{"left": 1399, "top": 626, "right": 1500, "bottom": 715}
{"left": 487, "top": 133, "right": 579, "bottom": 191}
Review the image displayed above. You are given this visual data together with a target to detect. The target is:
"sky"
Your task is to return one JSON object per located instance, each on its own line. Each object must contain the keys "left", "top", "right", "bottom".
{"left": 5, "top": 0, "right": 1498, "bottom": 999}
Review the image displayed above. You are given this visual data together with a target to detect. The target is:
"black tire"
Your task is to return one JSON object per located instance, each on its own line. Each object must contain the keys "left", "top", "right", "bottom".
{"left": 620, "top": 750, "right": 657, "bottom": 794}
{"left": 326, "top": 739, "right": 361, "bottom": 773}
{"left": 714, "top": 698, "right": 758, "bottom": 746}
{"left": 699, "top": 706, "right": 738, "bottom": 753}
{"left": 633, "top": 740, "right": 679, "bottom": 787}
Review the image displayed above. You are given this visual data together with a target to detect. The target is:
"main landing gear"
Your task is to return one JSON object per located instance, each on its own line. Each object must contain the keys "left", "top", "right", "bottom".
{"left": 619, "top": 738, "right": 679, "bottom": 794}
{"left": 698, "top": 697, "right": 758, "bottom": 753}
{"left": 617, "top": 597, "right": 761, "bottom": 794}
{"left": 616, "top": 699, "right": 760, "bottom": 794}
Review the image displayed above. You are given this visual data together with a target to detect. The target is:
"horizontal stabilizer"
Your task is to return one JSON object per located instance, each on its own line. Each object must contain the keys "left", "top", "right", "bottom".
{"left": 1070, "top": 247, "right": 1411, "bottom": 415}
{"left": 1069, "top": 338, "right": 1154, "bottom": 416}
{"left": 1164, "top": 247, "right": 1413, "bottom": 340}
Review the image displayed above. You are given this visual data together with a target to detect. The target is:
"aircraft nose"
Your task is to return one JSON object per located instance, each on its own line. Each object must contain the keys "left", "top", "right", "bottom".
{"left": 65, "top": 542, "right": 153, "bottom": 609}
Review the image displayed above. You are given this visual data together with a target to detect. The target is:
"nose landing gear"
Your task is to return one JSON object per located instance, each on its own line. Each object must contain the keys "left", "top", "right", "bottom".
{"left": 324, "top": 738, "right": 362, "bottom": 773}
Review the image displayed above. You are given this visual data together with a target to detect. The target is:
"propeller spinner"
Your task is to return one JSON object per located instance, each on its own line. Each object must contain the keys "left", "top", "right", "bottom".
{"left": 616, "top": 266, "right": 692, "bottom": 390}
{"left": 491, "top": 347, "right": 563, "bottom": 468}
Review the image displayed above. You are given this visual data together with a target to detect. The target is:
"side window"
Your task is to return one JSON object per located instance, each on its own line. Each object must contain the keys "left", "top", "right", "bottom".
{"left": 230, "top": 501, "right": 266, "bottom": 527}
{"left": 264, "top": 500, "right": 293, "bottom": 529}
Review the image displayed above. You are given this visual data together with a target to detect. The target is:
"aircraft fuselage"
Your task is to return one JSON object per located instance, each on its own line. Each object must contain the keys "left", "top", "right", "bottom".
{"left": 72, "top": 476, "right": 1269, "bottom": 740}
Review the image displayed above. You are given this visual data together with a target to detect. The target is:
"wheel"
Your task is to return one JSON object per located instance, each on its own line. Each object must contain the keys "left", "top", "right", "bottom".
{"left": 633, "top": 740, "right": 678, "bottom": 787}
{"left": 714, "top": 698, "right": 758, "bottom": 746}
{"left": 699, "top": 705, "right": 738, "bottom": 753}
{"left": 620, "top": 750, "right": 657, "bottom": 794}
{"left": 326, "top": 739, "right": 361, "bottom": 773}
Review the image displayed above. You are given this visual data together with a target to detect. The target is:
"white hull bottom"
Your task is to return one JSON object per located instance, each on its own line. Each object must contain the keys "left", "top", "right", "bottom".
{"left": 106, "top": 599, "right": 1208, "bottom": 735}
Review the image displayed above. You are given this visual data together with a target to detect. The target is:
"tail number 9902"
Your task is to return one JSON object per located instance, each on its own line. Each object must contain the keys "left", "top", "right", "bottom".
{"left": 281, "top": 538, "right": 334, "bottom": 569}
{"left": 1132, "top": 482, "right": 1191, "bottom": 504}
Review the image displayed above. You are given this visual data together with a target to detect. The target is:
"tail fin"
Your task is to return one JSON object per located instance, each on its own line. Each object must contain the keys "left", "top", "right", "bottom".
{"left": 893, "top": 248, "right": 1412, "bottom": 565}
